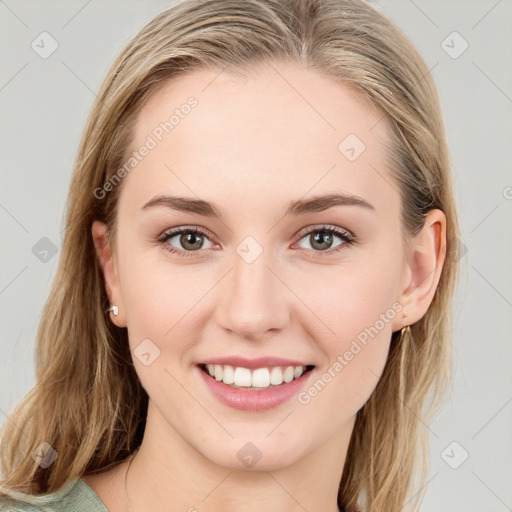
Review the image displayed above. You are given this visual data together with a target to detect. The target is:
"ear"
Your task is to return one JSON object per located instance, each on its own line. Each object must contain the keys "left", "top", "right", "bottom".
{"left": 392, "top": 209, "right": 447, "bottom": 332}
{"left": 91, "top": 220, "right": 127, "bottom": 328}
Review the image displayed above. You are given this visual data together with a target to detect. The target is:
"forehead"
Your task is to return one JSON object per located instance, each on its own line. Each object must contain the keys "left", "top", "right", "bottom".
{"left": 120, "top": 62, "right": 398, "bottom": 221}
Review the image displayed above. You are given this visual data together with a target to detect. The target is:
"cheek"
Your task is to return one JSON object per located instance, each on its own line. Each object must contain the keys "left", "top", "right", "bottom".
{"left": 117, "top": 248, "right": 205, "bottom": 402}
{"left": 292, "top": 257, "right": 401, "bottom": 412}
{"left": 117, "top": 242, "right": 221, "bottom": 375}
{"left": 116, "top": 241, "right": 188, "bottom": 346}
{"left": 295, "top": 251, "right": 402, "bottom": 341}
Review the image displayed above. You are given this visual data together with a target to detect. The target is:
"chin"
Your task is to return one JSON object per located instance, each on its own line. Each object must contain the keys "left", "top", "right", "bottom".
{"left": 200, "top": 436, "right": 305, "bottom": 472}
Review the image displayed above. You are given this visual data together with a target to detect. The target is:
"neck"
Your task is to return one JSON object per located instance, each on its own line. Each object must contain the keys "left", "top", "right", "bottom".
{"left": 122, "top": 400, "right": 353, "bottom": 512}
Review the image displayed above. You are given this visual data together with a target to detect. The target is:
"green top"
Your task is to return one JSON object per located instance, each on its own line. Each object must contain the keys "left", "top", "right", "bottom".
{"left": 0, "top": 478, "right": 108, "bottom": 512}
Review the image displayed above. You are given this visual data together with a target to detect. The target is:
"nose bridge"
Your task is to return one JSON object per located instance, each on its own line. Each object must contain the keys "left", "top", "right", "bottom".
{"left": 215, "top": 240, "right": 289, "bottom": 339}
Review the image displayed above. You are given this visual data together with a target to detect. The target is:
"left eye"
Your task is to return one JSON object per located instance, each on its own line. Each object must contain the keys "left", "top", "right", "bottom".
{"left": 156, "top": 224, "right": 356, "bottom": 257}
{"left": 294, "top": 225, "right": 356, "bottom": 253}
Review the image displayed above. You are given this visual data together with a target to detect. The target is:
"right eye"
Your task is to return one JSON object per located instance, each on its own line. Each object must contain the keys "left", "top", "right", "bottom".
{"left": 156, "top": 226, "right": 217, "bottom": 257}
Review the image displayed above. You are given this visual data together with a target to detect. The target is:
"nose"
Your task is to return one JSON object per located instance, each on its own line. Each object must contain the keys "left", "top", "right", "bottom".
{"left": 214, "top": 249, "right": 290, "bottom": 341}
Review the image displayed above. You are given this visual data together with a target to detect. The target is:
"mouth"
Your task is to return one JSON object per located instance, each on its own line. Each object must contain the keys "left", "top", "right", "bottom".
{"left": 197, "top": 363, "right": 316, "bottom": 390}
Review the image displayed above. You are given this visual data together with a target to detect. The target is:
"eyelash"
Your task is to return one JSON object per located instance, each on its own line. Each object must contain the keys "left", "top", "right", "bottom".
{"left": 155, "top": 224, "right": 357, "bottom": 259}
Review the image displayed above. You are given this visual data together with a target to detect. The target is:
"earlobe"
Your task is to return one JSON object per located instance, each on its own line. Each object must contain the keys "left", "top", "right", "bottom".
{"left": 394, "top": 209, "right": 447, "bottom": 330}
{"left": 91, "top": 220, "right": 127, "bottom": 327}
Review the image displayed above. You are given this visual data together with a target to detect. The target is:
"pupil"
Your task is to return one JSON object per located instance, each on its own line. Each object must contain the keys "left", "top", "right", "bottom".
{"left": 312, "top": 231, "right": 332, "bottom": 250}
{"left": 182, "top": 232, "right": 203, "bottom": 250}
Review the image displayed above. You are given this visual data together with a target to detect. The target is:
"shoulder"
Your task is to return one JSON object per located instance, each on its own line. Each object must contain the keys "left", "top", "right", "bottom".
{"left": 0, "top": 479, "right": 108, "bottom": 512}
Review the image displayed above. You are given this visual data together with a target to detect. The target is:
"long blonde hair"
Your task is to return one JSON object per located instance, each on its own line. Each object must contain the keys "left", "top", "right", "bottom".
{"left": 0, "top": 1, "right": 461, "bottom": 510}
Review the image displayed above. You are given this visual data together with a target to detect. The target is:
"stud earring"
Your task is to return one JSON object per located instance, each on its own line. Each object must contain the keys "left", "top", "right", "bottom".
{"left": 107, "top": 305, "right": 119, "bottom": 316}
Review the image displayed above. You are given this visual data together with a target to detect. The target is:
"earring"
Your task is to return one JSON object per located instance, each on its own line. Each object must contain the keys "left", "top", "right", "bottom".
{"left": 400, "top": 325, "right": 410, "bottom": 336}
{"left": 107, "top": 305, "right": 119, "bottom": 316}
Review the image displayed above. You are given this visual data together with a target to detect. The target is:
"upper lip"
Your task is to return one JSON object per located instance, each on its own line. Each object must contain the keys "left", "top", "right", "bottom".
{"left": 198, "top": 356, "right": 315, "bottom": 370}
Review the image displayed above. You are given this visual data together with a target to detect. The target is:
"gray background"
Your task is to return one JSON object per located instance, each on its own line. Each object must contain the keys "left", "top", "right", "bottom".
{"left": 1, "top": 0, "right": 511, "bottom": 510}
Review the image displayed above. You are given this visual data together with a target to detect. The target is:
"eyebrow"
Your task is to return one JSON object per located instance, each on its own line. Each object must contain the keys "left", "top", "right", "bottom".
{"left": 141, "top": 192, "right": 375, "bottom": 219}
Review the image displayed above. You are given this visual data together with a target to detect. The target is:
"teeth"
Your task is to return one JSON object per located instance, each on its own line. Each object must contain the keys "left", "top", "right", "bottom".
{"left": 222, "top": 364, "right": 234, "bottom": 384}
{"left": 203, "top": 364, "right": 309, "bottom": 389}
{"left": 270, "top": 367, "right": 283, "bottom": 385}
{"left": 294, "top": 366, "right": 304, "bottom": 379}
{"left": 283, "top": 366, "right": 294, "bottom": 383}
{"left": 234, "top": 366, "right": 252, "bottom": 387}
{"left": 251, "top": 368, "right": 270, "bottom": 387}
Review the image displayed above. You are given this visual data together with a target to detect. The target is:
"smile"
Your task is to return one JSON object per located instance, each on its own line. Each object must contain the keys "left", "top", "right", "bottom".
{"left": 196, "top": 363, "right": 316, "bottom": 411}
{"left": 199, "top": 363, "right": 315, "bottom": 389}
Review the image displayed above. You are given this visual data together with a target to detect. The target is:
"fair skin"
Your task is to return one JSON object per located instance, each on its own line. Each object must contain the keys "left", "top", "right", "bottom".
{"left": 87, "top": 62, "right": 446, "bottom": 512}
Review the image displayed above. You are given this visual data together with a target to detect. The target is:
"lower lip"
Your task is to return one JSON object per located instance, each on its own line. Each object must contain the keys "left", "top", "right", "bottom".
{"left": 196, "top": 365, "right": 315, "bottom": 412}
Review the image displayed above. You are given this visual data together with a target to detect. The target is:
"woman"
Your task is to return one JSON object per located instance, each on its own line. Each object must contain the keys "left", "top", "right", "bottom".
{"left": 0, "top": 0, "right": 460, "bottom": 511}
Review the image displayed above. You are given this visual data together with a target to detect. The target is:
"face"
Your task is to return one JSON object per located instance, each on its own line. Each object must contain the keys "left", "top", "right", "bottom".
{"left": 93, "top": 62, "right": 430, "bottom": 472}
